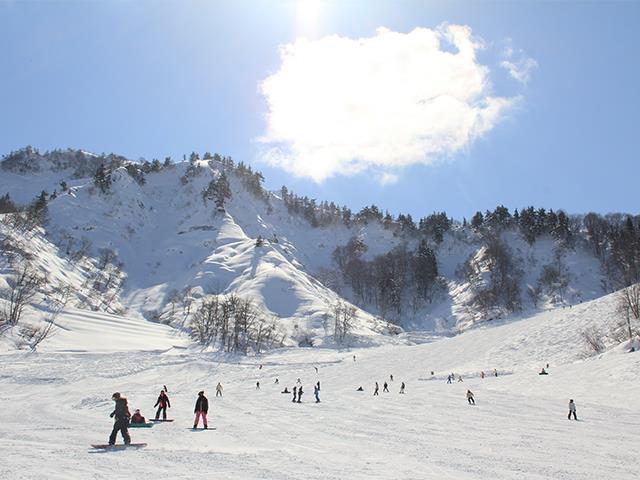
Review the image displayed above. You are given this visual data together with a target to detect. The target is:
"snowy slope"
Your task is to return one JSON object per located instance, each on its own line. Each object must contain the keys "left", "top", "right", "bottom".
{"left": 0, "top": 148, "right": 611, "bottom": 351}
{"left": 0, "top": 291, "right": 638, "bottom": 479}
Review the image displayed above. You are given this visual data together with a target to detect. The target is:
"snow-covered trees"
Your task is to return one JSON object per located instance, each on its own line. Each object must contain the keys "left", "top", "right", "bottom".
{"left": 202, "top": 172, "right": 231, "bottom": 210}
{"left": 1, "top": 264, "right": 45, "bottom": 325}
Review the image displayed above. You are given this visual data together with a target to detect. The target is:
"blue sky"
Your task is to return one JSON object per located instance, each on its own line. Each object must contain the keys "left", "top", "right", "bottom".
{"left": 1, "top": 0, "right": 638, "bottom": 220}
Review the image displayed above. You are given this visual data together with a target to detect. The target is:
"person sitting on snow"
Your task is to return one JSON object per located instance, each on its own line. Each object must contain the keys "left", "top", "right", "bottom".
{"left": 130, "top": 409, "right": 146, "bottom": 424}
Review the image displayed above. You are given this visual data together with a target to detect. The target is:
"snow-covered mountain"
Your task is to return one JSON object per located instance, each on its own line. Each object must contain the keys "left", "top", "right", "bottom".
{"left": 0, "top": 147, "right": 634, "bottom": 351}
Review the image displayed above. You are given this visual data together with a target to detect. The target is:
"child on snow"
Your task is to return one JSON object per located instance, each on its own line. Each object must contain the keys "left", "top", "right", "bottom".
{"left": 154, "top": 390, "right": 171, "bottom": 420}
{"left": 193, "top": 391, "right": 209, "bottom": 429}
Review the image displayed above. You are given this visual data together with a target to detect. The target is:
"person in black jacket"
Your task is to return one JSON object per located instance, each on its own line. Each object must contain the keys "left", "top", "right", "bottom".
{"left": 154, "top": 390, "right": 171, "bottom": 420}
{"left": 108, "top": 392, "right": 131, "bottom": 445}
{"left": 193, "top": 391, "right": 209, "bottom": 429}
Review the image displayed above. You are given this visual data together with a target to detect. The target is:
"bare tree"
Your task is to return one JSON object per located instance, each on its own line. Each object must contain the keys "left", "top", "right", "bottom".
{"left": 1, "top": 264, "right": 45, "bottom": 325}
{"left": 619, "top": 283, "right": 640, "bottom": 321}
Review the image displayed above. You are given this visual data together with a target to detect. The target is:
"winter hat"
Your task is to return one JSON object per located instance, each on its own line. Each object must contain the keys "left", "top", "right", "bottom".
{"left": 198, "top": 390, "right": 205, "bottom": 395}
{"left": 112, "top": 392, "right": 121, "bottom": 399}
{"left": 135, "top": 409, "right": 140, "bottom": 413}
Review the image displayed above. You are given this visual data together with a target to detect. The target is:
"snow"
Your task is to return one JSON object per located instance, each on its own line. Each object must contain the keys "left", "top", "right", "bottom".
{"left": 1, "top": 291, "right": 638, "bottom": 479}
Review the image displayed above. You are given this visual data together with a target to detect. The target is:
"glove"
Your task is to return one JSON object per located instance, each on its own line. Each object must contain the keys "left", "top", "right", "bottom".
{"left": 110, "top": 412, "right": 114, "bottom": 418}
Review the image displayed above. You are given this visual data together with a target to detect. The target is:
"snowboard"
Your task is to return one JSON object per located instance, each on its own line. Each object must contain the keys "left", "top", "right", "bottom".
{"left": 189, "top": 427, "right": 216, "bottom": 431}
{"left": 150, "top": 419, "right": 174, "bottom": 422}
{"left": 91, "top": 443, "right": 147, "bottom": 449}
{"left": 129, "top": 423, "right": 154, "bottom": 428}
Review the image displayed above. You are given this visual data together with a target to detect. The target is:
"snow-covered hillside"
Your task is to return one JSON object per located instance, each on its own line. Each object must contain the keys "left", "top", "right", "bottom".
{"left": 0, "top": 147, "right": 630, "bottom": 351}
{"left": 0, "top": 291, "right": 638, "bottom": 480}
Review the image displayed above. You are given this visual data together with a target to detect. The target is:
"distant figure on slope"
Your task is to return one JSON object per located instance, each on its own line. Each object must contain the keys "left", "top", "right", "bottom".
{"left": 546, "top": 363, "right": 549, "bottom": 369}
{"left": 131, "top": 409, "right": 146, "bottom": 425}
{"left": 275, "top": 378, "right": 279, "bottom": 384}
{"left": 494, "top": 369, "right": 498, "bottom": 377}
{"left": 314, "top": 384, "right": 320, "bottom": 403}
{"left": 466, "top": 390, "right": 475, "bottom": 405}
{"left": 539, "top": 368, "right": 548, "bottom": 375}
{"left": 383, "top": 382, "right": 389, "bottom": 393}
{"left": 216, "top": 383, "right": 223, "bottom": 397}
{"left": 256, "top": 381, "right": 260, "bottom": 390}
{"left": 353, "top": 355, "right": 356, "bottom": 362}
{"left": 297, "top": 386, "right": 303, "bottom": 403}
{"left": 259, "top": 364, "right": 263, "bottom": 370}
{"left": 193, "top": 391, "right": 209, "bottom": 429}
{"left": 373, "top": 382, "right": 379, "bottom": 396}
{"left": 390, "top": 374, "right": 394, "bottom": 382}
{"left": 480, "top": 371, "right": 485, "bottom": 379}
{"left": 447, "top": 375, "right": 452, "bottom": 384}
{"left": 292, "top": 386, "right": 297, "bottom": 402}
{"left": 109, "top": 392, "right": 131, "bottom": 446}
{"left": 154, "top": 390, "right": 171, "bottom": 420}
{"left": 314, "top": 366, "right": 318, "bottom": 374}
{"left": 457, "top": 375, "right": 463, "bottom": 383}
{"left": 297, "top": 378, "right": 302, "bottom": 385}
{"left": 399, "top": 382, "right": 406, "bottom": 394}
{"left": 568, "top": 400, "right": 578, "bottom": 420}
{"left": 316, "top": 381, "right": 320, "bottom": 391}
{"left": 281, "top": 387, "right": 290, "bottom": 394}
{"left": 356, "top": 386, "right": 364, "bottom": 392}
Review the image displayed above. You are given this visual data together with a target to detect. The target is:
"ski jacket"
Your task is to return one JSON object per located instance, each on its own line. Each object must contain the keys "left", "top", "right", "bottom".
{"left": 131, "top": 412, "right": 146, "bottom": 424}
{"left": 194, "top": 395, "right": 209, "bottom": 414}
{"left": 155, "top": 392, "right": 171, "bottom": 408}
{"left": 111, "top": 398, "right": 131, "bottom": 421}
{"left": 569, "top": 402, "right": 576, "bottom": 412}
{"left": 466, "top": 391, "right": 474, "bottom": 399}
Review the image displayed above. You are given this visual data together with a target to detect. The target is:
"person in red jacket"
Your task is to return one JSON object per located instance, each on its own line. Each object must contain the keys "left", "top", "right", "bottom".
{"left": 193, "top": 391, "right": 209, "bottom": 429}
{"left": 154, "top": 390, "right": 171, "bottom": 420}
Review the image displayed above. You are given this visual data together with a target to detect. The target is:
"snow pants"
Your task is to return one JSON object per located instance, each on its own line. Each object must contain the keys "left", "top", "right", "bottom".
{"left": 216, "top": 390, "right": 222, "bottom": 397}
{"left": 468, "top": 397, "right": 475, "bottom": 405}
{"left": 194, "top": 411, "right": 208, "bottom": 428}
{"left": 568, "top": 411, "right": 577, "bottom": 420}
{"left": 155, "top": 405, "right": 167, "bottom": 420}
{"left": 109, "top": 418, "right": 131, "bottom": 445}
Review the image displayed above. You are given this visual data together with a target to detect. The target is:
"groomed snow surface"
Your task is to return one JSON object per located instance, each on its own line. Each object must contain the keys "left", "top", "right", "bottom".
{"left": 1, "top": 293, "right": 639, "bottom": 480}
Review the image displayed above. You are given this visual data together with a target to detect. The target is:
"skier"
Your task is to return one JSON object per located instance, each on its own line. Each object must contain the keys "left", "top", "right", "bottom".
{"left": 447, "top": 375, "right": 452, "bottom": 384}
{"left": 373, "top": 382, "right": 379, "bottom": 396}
{"left": 390, "top": 374, "right": 394, "bottom": 382}
{"left": 399, "top": 382, "right": 406, "bottom": 394}
{"left": 256, "top": 381, "right": 260, "bottom": 390}
{"left": 297, "top": 385, "right": 303, "bottom": 403}
{"left": 292, "top": 386, "right": 297, "bottom": 402}
{"left": 108, "top": 392, "right": 131, "bottom": 446}
{"left": 154, "top": 389, "right": 171, "bottom": 420}
{"left": 314, "top": 384, "right": 320, "bottom": 403}
{"left": 383, "top": 382, "right": 389, "bottom": 393}
{"left": 216, "top": 382, "right": 223, "bottom": 397}
{"left": 568, "top": 399, "right": 578, "bottom": 420}
{"left": 466, "top": 390, "right": 475, "bottom": 405}
{"left": 193, "top": 391, "right": 209, "bottom": 429}
{"left": 130, "top": 409, "right": 145, "bottom": 425}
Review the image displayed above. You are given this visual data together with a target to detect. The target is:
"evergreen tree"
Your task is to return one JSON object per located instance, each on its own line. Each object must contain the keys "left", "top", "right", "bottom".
{"left": 414, "top": 239, "right": 438, "bottom": 302}
{"left": 93, "top": 164, "right": 112, "bottom": 193}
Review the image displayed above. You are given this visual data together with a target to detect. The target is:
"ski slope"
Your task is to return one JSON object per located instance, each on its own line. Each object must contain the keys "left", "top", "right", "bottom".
{"left": 1, "top": 293, "right": 638, "bottom": 480}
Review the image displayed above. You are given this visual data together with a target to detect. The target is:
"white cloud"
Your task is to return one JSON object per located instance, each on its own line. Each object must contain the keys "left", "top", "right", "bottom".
{"left": 259, "top": 25, "right": 519, "bottom": 183}
{"left": 501, "top": 43, "right": 538, "bottom": 85}
{"left": 379, "top": 172, "right": 400, "bottom": 186}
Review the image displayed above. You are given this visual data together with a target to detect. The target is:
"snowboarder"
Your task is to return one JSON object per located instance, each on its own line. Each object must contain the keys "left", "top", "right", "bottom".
{"left": 494, "top": 369, "right": 498, "bottom": 377}
{"left": 130, "top": 409, "right": 145, "bottom": 425}
{"left": 108, "top": 392, "right": 131, "bottom": 446}
{"left": 297, "top": 386, "right": 303, "bottom": 403}
{"left": 539, "top": 368, "right": 548, "bottom": 375}
{"left": 399, "top": 382, "right": 406, "bottom": 394}
{"left": 383, "top": 382, "right": 389, "bottom": 393}
{"left": 466, "top": 390, "right": 475, "bottom": 405}
{"left": 373, "top": 382, "right": 379, "bottom": 396}
{"left": 281, "top": 387, "right": 290, "bottom": 394}
{"left": 481, "top": 371, "right": 485, "bottom": 379}
{"left": 259, "top": 364, "right": 263, "bottom": 370}
{"left": 457, "top": 375, "right": 463, "bottom": 383}
{"left": 216, "top": 383, "right": 223, "bottom": 397}
{"left": 296, "top": 378, "right": 301, "bottom": 385}
{"left": 275, "top": 378, "right": 279, "bottom": 384}
{"left": 356, "top": 386, "right": 364, "bottom": 391}
{"left": 292, "top": 386, "right": 297, "bottom": 402}
{"left": 314, "top": 384, "right": 320, "bottom": 403}
{"left": 353, "top": 355, "right": 356, "bottom": 362}
{"left": 256, "top": 381, "right": 260, "bottom": 390}
{"left": 193, "top": 391, "right": 208, "bottom": 429}
{"left": 316, "top": 381, "right": 320, "bottom": 391}
{"left": 568, "top": 399, "right": 578, "bottom": 420}
{"left": 390, "top": 374, "right": 394, "bottom": 382}
{"left": 447, "top": 375, "right": 452, "bottom": 384}
{"left": 154, "top": 390, "right": 171, "bottom": 420}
